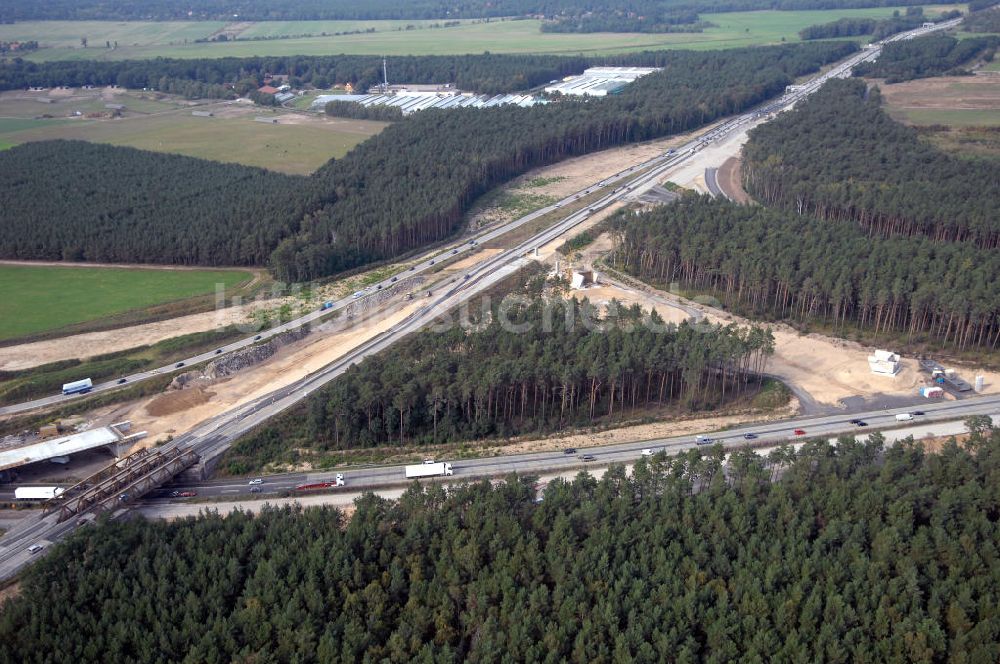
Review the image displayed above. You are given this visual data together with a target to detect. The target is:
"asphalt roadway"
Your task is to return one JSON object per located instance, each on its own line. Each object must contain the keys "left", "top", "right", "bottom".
{"left": 0, "top": 16, "right": 970, "bottom": 581}
{"left": 2, "top": 17, "right": 964, "bottom": 419}
{"left": 155, "top": 395, "right": 1000, "bottom": 500}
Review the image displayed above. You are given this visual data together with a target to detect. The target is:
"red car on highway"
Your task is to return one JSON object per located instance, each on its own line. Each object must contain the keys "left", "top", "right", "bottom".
{"left": 793, "top": 429, "right": 806, "bottom": 436}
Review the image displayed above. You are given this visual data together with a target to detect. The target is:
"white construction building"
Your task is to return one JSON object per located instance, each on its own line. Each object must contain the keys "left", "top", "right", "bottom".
{"left": 868, "top": 349, "right": 901, "bottom": 376}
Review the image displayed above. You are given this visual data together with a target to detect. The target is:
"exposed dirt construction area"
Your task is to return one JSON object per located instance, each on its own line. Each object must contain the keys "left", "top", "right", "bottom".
{"left": 102, "top": 299, "right": 425, "bottom": 445}
{"left": 568, "top": 260, "right": 1000, "bottom": 410}
{"left": 144, "top": 386, "right": 214, "bottom": 417}
{"left": 0, "top": 300, "right": 277, "bottom": 371}
{"left": 716, "top": 156, "right": 751, "bottom": 203}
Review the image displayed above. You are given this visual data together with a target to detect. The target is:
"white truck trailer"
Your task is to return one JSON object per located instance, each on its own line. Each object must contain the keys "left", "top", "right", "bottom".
{"left": 62, "top": 378, "right": 93, "bottom": 395}
{"left": 15, "top": 487, "right": 65, "bottom": 500}
{"left": 405, "top": 462, "right": 453, "bottom": 479}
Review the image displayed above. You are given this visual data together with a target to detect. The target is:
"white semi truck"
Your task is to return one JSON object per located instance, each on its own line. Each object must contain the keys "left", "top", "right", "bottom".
{"left": 62, "top": 378, "right": 93, "bottom": 395}
{"left": 405, "top": 462, "right": 453, "bottom": 479}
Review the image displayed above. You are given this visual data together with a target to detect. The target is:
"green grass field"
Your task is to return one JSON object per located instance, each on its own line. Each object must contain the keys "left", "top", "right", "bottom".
{"left": 0, "top": 94, "right": 386, "bottom": 173}
{"left": 0, "top": 21, "right": 224, "bottom": 48}
{"left": 0, "top": 265, "right": 254, "bottom": 341}
{"left": 3, "top": 6, "right": 965, "bottom": 60}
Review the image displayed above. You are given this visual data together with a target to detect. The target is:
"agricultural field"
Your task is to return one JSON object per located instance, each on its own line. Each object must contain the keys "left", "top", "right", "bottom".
{"left": 0, "top": 20, "right": 224, "bottom": 49}
{"left": 880, "top": 75, "right": 1000, "bottom": 127}
{"left": 0, "top": 90, "right": 386, "bottom": 173}
{"left": 2, "top": 6, "right": 965, "bottom": 60}
{"left": 0, "top": 264, "right": 254, "bottom": 342}
{"left": 881, "top": 74, "right": 1000, "bottom": 157}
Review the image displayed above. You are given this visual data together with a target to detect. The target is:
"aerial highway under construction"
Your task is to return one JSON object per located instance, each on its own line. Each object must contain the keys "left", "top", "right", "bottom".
{"left": 0, "top": 15, "right": 974, "bottom": 581}
{"left": 0, "top": 18, "right": 963, "bottom": 420}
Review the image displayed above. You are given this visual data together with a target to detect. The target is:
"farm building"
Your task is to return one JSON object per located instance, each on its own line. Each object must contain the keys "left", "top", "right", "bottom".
{"left": 544, "top": 67, "right": 660, "bottom": 97}
{"left": 258, "top": 85, "right": 279, "bottom": 95}
{"left": 311, "top": 92, "right": 545, "bottom": 115}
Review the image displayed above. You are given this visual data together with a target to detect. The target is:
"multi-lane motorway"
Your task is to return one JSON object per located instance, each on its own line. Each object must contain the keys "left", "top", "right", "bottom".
{"left": 158, "top": 394, "right": 1000, "bottom": 501}
{"left": 0, "top": 16, "right": 962, "bottom": 420}
{"left": 0, "top": 16, "right": 976, "bottom": 580}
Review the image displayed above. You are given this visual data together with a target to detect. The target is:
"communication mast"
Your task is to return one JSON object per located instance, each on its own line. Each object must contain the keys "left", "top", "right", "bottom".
{"left": 382, "top": 56, "right": 389, "bottom": 93}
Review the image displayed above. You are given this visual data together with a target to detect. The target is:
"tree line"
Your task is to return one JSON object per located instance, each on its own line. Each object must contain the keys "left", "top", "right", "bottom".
{"left": 853, "top": 34, "right": 999, "bottom": 82}
{"left": 0, "top": 140, "right": 315, "bottom": 265}
{"left": 541, "top": 12, "right": 712, "bottom": 34}
{"left": 272, "top": 41, "right": 856, "bottom": 282}
{"left": 0, "top": 42, "right": 854, "bottom": 279}
{"left": 608, "top": 195, "right": 1000, "bottom": 349}
{"left": 0, "top": 0, "right": 945, "bottom": 22}
{"left": 323, "top": 99, "right": 403, "bottom": 121}
{"left": 798, "top": 7, "right": 962, "bottom": 41}
{"left": 742, "top": 78, "right": 1000, "bottom": 250}
{"left": 3, "top": 425, "right": 1000, "bottom": 662}
{"left": 0, "top": 53, "right": 590, "bottom": 97}
{"left": 223, "top": 296, "right": 773, "bottom": 473}
{"left": 963, "top": 6, "right": 1000, "bottom": 32}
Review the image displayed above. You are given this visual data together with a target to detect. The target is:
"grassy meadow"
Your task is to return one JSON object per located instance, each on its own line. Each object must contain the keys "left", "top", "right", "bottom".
{"left": 0, "top": 264, "right": 254, "bottom": 341}
{"left": 0, "top": 91, "right": 386, "bottom": 174}
{"left": 1, "top": 6, "right": 966, "bottom": 60}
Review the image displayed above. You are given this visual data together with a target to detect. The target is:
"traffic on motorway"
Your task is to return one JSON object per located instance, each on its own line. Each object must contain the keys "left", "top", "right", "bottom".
{"left": 151, "top": 395, "right": 1000, "bottom": 501}
{"left": 0, "top": 17, "right": 971, "bottom": 581}
{"left": 3, "top": 17, "right": 958, "bottom": 418}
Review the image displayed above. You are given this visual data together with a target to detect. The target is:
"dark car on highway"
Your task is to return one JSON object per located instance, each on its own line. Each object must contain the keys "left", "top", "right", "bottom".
{"left": 215, "top": 349, "right": 223, "bottom": 354}
{"left": 580, "top": 454, "right": 596, "bottom": 462}
{"left": 856, "top": 421, "right": 868, "bottom": 427}
{"left": 912, "top": 411, "right": 925, "bottom": 416}
{"left": 564, "top": 448, "right": 577, "bottom": 455}
{"left": 175, "top": 362, "right": 185, "bottom": 368}
{"left": 743, "top": 433, "right": 758, "bottom": 440}
{"left": 117, "top": 378, "right": 127, "bottom": 384}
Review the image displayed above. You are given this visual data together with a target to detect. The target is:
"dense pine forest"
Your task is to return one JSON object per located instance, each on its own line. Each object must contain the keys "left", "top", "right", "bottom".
{"left": 0, "top": 0, "right": 937, "bottom": 22}
{"left": 853, "top": 34, "right": 999, "bottom": 82}
{"left": 3, "top": 427, "right": 1000, "bottom": 662}
{"left": 742, "top": 78, "right": 1000, "bottom": 250}
{"left": 224, "top": 295, "right": 773, "bottom": 473}
{"left": 963, "top": 6, "right": 1000, "bottom": 32}
{"left": 608, "top": 195, "right": 1000, "bottom": 349}
{"left": 0, "top": 141, "right": 316, "bottom": 265}
{"left": 275, "top": 42, "right": 853, "bottom": 282}
{"left": 0, "top": 42, "right": 853, "bottom": 279}
{"left": 0, "top": 53, "right": 590, "bottom": 98}
{"left": 798, "top": 8, "right": 961, "bottom": 41}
